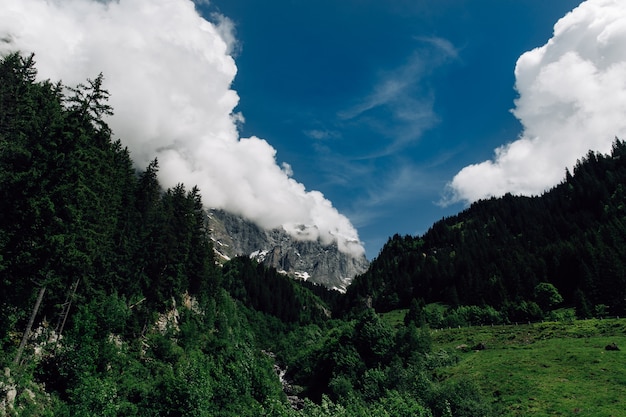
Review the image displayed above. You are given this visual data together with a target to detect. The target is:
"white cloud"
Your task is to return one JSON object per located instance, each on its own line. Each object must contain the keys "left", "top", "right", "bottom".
{"left": 445, "top": 0, "right": 626, "bottom": 204}
{"left": 303, "top": 129, "right": 340, "bottom": 141}
{"left": 0, "top": 0, "right": 364, "bottom": 256}
{"left": 415, "top": 36, "right": 460, "bottom": 60}
{"left": 210, "top": 12, "right": 240, "bottom": 56}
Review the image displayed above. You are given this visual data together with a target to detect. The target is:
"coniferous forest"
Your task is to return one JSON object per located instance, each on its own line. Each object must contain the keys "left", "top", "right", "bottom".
{"left": 343, "top": 141, "right": 626, "bottom": 323}
{"left": 1, "top": 53, "right": 625, "bottom": 416}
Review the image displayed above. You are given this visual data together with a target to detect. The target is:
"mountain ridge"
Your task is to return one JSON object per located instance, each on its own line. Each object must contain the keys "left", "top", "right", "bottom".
{"left": 343, "top": 140, "right": 626, "bottom": 318}
{"left": 207, "top": 208, "right": 369, "bottom": 292}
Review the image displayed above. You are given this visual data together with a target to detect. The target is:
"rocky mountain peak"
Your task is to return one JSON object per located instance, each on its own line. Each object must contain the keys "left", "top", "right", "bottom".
{"left": 207, "top": 209, "right": 369, "bottom": 292}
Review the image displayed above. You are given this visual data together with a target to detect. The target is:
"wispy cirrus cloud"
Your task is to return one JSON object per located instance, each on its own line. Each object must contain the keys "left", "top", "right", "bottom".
{"left": 298, "top": 35, "right": 460, "bottom": 238}
{"left": 415, "top": 36, "right": 460, "bottom": 60}
{"left": 303, "top": 129, "right": 341, "bottom": 141}
{"left": 338, "top": 36, "right": 458, "bottom": 155}
{"left": 344, "top": 157, "right": 451, "bottom": 231}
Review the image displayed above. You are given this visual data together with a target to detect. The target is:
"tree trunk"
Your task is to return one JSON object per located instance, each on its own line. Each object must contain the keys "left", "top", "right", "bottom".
{"left": 13, "top": 286, "right": 46, "bottom": 366}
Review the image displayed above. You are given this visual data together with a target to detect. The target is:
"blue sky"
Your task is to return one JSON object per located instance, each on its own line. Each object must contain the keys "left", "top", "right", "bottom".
{"left": 6, "top": 0, "right": 626, "bottom": 260}
{"left": 201, "top": 0, "right": 583, "bottom": 258}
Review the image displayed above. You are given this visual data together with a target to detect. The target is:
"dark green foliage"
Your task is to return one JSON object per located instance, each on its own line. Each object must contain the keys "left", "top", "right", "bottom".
{"left": 0, "top": 53, "right": 519, "bottom": 416}
{"left": 441, "top": 305, "right": 505, "bottom": 328}
{"left": 0, "top": 54, "right": 272, "bottom": 415}
{"left": 354, "top": 309, "right": 394, "bottom": 368}
{"left": 223, "top": 256, "right": 330, "bottom": 325}
{"left": 428, "top": 379, "right": 494, "bottom": 417}
{"left": 533, "top": 282, "right": 563, "bottom": 312}
{"left": 274, "top": 308, "right": 491, "bottom": 415}
{"left": 404, "top": 298, "right": 426, "bottom": 326}
{"left": 4, "top": 50, "right": 623, "bottom": 416}
{"left": 344, "top": 141, "right": 626, "bottom": 319}
{"left": 394, "top": 323, "right": 432, "bottom": 363}
{"left": 0, "top": 52, "right": 221, "bottom": 343}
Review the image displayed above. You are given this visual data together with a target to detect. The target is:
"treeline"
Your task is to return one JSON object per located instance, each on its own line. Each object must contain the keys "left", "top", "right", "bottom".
{"left": 222, "top": 256, "right": 331, "bottom": 325}
{"left": 0, "top": 53, "right": 495, "bottom": 416}
{"left": 4, "top": 50, "right": 625, "bottom": 416}
{"left": 0, "top": 52, "right": 220, "bottom": 339}
{"left": 0, "top": 52, "right": 280, "bottom": 416}
{"left": 343, "top": 140, "right": 626, "bottom": 322}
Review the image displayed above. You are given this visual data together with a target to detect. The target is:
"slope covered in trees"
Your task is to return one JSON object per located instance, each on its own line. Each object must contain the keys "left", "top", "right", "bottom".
{"left": 344, "top": 140, "right": 626, "bottom": 321}
{"left": 3, "top": 50, "right": 626, "bottom": 416}
{"left": 0, "top": 53, "right": 496, "bottom": 416}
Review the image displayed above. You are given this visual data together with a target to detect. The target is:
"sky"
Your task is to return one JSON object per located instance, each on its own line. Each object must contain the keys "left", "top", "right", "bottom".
{"left": 3, "top": 0, "right": 626, "bottom": 260}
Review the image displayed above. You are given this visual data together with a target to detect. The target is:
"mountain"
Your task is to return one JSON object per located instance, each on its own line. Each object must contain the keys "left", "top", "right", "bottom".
{"left": 0, "top": 53, "right": 491, "bottom": 416}
{"left": 207, "top": 208, "right": 369, "bottom": 292}
{"left": 344, "top": 140, "right": 626, "bottom": 319}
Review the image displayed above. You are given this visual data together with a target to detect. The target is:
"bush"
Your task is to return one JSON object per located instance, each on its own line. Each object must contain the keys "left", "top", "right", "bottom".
{"left": 506, "top": 300, "right": 543, "bottom": 322}
{"left": 547, "top": 308, "right": 576, "bottom": 323}
{"left": 594, "top": 304, "right": 609, "bottom": 318}
{"left": 441, "top": 305, "right": 505, "bottom": 327}
{"left": 534, "top": 282, "right": 564, "bottom": 312}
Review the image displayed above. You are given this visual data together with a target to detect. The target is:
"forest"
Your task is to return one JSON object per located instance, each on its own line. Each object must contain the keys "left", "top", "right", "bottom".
{"left": 343, "top": 139, "right": 626, "bottom": 323}
{"left": 1, "top": 52, "right": 624, "bottom": 416}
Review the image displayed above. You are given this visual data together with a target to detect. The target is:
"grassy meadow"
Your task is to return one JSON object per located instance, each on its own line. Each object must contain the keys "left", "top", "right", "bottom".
{"left": 427, "top": 318, "right": 626, "bottom": 416}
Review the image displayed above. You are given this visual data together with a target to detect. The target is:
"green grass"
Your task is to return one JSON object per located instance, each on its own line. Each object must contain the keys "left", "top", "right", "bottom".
{"left": 380, "top": 308, "right": 408, "bottom": 328}
{"left": 431, "top": 319, "right": 626, "bottom": 416}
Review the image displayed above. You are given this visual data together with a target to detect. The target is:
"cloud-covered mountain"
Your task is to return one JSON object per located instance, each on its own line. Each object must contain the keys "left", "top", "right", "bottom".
{"left": 446, "top": 0, "right": 626, "bottom": 204}
{"left": 208, "top": 209, "right": 369, "bottom": 292}
{"left": 0, "top": 0, "right": 365, "bottom": 257}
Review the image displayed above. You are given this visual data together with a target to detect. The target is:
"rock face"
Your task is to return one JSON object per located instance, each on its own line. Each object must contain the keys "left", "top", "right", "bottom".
{"left": 207, "top": 209, "right": 369, "bottom": 292}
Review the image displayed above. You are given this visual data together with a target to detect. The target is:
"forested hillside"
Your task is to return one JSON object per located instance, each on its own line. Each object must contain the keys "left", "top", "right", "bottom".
{"left": 0, "top": 53, "right": 496, "bottom": 416}
{"left": 344, "top": 139, "right": 626, "bottom": 322}
{"left": 4, "top": 50, "right": 624, "bottom": 416}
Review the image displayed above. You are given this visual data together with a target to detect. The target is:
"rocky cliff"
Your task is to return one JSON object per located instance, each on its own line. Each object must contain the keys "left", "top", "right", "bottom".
{"left": 207, "top": 209, "right": 369, "bottom": 292}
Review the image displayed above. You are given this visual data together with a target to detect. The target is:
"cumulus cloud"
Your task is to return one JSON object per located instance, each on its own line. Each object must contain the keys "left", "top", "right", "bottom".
{"left": 0, "top": 0, "right": 364, "bottom": 256}
{"left": 445, "top": 0, "right": 626, "bottom": 204}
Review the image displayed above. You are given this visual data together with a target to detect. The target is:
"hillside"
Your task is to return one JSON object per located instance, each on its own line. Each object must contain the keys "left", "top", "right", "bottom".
{"left": 343, "top": 141, "right": 626, "bottom": 320}
{"left": 0, "top": 53, "right": 497, "bottom": 416}
{"left": 3, "top": 52, "right": 625, "bottom": 416}
{"left": 431, "top": 318, "right": 626, "bottom": 416}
